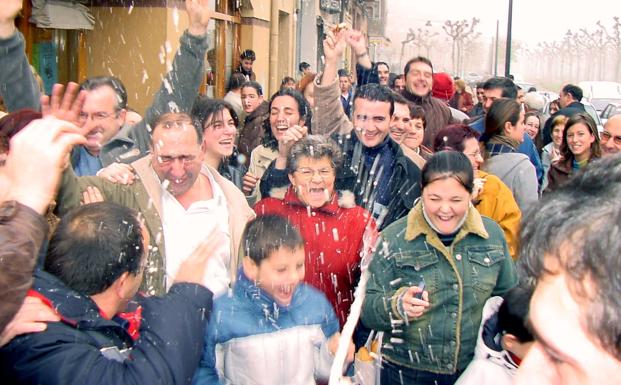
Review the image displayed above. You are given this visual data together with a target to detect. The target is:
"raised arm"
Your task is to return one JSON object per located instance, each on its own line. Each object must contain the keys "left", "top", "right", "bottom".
{"left": 315, "top": 29, "right": 353, "bottom": 137}
{"left": 104, "top": 0, "right": 212, "bottom": 162}
{"left": 0, "top": 1, "right": 41, "bottom": 111}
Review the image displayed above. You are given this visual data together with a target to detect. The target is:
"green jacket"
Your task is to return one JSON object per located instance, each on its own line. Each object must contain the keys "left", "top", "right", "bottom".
{"left": 56, "top": 156, "right": 255, "bottom": 296}
{"left": 361, "top": 202, "right": 517, "bottom": 374}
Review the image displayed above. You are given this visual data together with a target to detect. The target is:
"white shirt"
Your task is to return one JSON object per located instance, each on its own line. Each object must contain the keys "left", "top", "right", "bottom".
{"left": 161, "top": 166, "right": 231, "bottom": 297}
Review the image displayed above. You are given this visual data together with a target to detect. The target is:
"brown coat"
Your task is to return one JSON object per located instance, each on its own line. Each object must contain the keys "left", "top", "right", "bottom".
{"left": 237, "top": 101, "right": 269, "bottom": 160}
{"left": 545, "top": 158, "right": 572, "bottom": 193}
{"left": 402, "top": 89, "right": 454, "bottom": 148}
{"left": 0, "top": 201, "right": 47, "bottom": 331}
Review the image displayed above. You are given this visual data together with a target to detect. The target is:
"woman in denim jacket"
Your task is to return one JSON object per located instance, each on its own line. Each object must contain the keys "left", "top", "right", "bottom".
{"left": 361, "top": 151, "right": 517, "bottom": 385}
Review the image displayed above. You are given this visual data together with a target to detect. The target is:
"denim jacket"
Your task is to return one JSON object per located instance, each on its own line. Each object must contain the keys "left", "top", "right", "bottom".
{"left": 361, "top": 202, "right": 517, "bottom": 374}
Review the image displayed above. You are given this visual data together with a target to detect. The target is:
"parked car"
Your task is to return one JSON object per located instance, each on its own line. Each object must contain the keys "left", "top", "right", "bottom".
{"left": 577, "top": 81, "right": 621, "bottom": 112}
{"left": 600, "top": 103, "right": 621, "bottom": 125}
{"left": 542, "top": 100, "right": 604, "bottom": 133}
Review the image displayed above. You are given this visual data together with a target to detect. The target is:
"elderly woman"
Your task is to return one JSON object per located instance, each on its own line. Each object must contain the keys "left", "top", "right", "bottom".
{"left": 254, "top": 135, "right": 377, "bottom": 325}
{"left": 545, "top": 112, "right": 601, "bottom": 193}
{"left": 481, "top": 98, "right": 538, "bottom": 212}
{"left": 434, "top": 124, "right": 521, "bottom": 259}
{"left": 362, "top": 151, "right": 517, "bottom": 385}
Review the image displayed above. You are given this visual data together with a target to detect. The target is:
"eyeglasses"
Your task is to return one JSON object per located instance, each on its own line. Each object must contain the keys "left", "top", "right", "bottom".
{"left": 601, "top": 131, "right": 621, "bottom": 145}
{"left": 464, "top": 150, "right": 483, "bottom": 158}
{"left": 294, "top": 167, "right": 334, "bottom": 180}
{"left": 78, "top": 111, "right": 118, "bottom": 122}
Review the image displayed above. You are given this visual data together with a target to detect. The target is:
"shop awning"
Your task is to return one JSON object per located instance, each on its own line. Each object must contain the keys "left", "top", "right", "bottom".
{"left": 30, "top": 0, "right": 95, "bottom": 30}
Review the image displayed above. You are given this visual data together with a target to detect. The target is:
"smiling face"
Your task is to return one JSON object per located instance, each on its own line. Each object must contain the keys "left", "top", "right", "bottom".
{"left": 552, "top": 123, "right": 565, "bottom": 148}
{"left": 352, "top": 98, "right": 392, "bottom": 148}
{"left": 422, "top": 177, "right": 471, "bottom": 235}
{"left": 405, "top": 61, "right": 433, "bottom": 97}
{"left": 483, "top": 88, "right": 504, "bottom": 112}
{"left": 525, "top": 115, "right": 540, "bottom": 140}
{"left": 270, "top": 95, "right": 303, "bottom": 141}
{"left": 241, "top": 86, "right": 263, "bottom": 114}
{"left": 515, "top": 255, "right": 621, "bottom": 385}
{"left": 462, "top": 137, "right": 484, "bottom": 173}
{"left": 79, "top": 85, "right": 126, "bottom": 156}
{"left": 202, "top": 108, "right": 237, "bottom": 160}
{"left": 150, "top": 119, "right": 203, "bottom": 197}
{"left": 288, "top": 156, "right": 336, "bottom": 208}
{"left": 566, "top": 122, "right": 595, "bottom": 161}
{"left": 377, "top": 64, "right": 390, "bottom": 85}
{"left": 244, "top": 246, "right": 305, "bottom": 306}
{"left": 241, "top": 58, "right": 254, "bottom": 73}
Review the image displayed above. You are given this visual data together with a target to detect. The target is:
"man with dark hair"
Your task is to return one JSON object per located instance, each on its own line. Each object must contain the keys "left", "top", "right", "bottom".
{"left": 234, "top": 49, "right": 257, "bottom": 81}
{"left": 469, "top": 82, "right": 486, "bottom": 118}
{"left": 470, "top": 76, "right": 543, "bottom": 184}
{"left": 389, "top": 74, "right": 405, "bottom": 93}
{"left": 376, "top": 62, "right": 390, "bottom": 86}
{"left": 514, "top": 154, "right": 621, "bottom": 385}
{"left": 542, "top": 83, "right": 586, "bottom": 145}
{"left": 0, "top": 202, "right": 215, "bottom": 385}
{"left": 259, "top": 28, "right": 421, "bottom": 229}
{"left": 299, "top": 61, "right": 312, "bottom": 77}
{"left": 224, "top": 72, "right": 246, "bottom": 120}
{"left": 338, "top": 69, "right": 353, "bottom": 117}
{"left": 401, "top": 56, "right": 453, "bottom": 147}
{"left": 56, "top": 112, "right": 255, "bottom": 297}
{"left": 456, "top": 284, "right": 534, "bottom": 385}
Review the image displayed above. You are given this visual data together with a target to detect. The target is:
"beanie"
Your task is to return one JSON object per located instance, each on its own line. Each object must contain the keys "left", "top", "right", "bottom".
{"left": 432, "top": 73, "right": 455, "bottom": 101}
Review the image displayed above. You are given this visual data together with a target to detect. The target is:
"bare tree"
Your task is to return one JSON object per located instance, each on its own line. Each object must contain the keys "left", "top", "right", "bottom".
{"left": 598, "top": 17, "right": 621, "bottom": 81}
{"left": 443, "top": 17, "right": 480, "bottom": 75}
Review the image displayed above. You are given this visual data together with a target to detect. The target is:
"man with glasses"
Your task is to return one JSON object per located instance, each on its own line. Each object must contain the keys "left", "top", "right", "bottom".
{"left": 57, "top": 112, "right": 255, "bottom": 297}
{"left": 5, "top": 1, "right": 214, "bottom": 176}
{"left": 600, "top": 114, "right": 621, "bottom": 156}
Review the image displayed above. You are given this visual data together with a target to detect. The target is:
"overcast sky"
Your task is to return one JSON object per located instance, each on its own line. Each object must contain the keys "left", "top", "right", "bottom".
{"left": 385, "top": 0, "right": 618, "bottom": 47}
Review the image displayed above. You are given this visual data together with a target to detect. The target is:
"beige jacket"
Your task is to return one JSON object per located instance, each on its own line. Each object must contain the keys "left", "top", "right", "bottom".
{"left": 246, "top": 144, "right": 278, "bottom": 206}
{"left": 57, "top": 156, "right": 255, "bottom": 295}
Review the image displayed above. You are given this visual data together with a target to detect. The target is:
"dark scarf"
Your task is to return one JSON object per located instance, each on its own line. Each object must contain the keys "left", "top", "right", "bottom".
{"left": 486, "top": 135, "right": 520, "bottom": 157}
{"left": 345, "top": 134, "right": 395, "bottom": 210}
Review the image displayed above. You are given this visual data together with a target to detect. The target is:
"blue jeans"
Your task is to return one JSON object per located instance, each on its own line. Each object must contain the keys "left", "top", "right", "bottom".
{"left": 380, "top": 360, "right": 462, "bottom": 385}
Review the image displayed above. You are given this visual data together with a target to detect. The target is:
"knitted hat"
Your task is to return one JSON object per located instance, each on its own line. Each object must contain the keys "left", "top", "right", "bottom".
{"left": 432, "top": 72, "right": 455, "bottom": 101}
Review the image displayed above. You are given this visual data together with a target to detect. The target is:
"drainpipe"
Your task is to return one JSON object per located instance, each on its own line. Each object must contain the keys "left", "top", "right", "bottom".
{"left": 269, "top": 0, "right": 279, "bottom": 95}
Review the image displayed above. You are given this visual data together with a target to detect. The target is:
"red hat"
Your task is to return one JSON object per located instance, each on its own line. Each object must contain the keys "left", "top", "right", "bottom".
{"left": 432, "top": 72, "right": 455, "bottom": 101}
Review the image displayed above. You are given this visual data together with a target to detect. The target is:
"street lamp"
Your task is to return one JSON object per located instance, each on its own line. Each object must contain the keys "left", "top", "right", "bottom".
{"left": 505, "top": 0, "right": 513, "bottom": 77}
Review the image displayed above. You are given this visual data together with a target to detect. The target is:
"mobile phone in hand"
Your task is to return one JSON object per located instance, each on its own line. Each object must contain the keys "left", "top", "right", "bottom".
{"left": 414, "top": 278, "right": 426, "bottom": 300}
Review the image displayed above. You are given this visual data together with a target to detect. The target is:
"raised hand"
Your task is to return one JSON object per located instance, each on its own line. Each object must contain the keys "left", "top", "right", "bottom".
{"left": 186, "top": 0, "right": 213, "bottom": 36}
{"left": 40, "top": 83, "right": 86, "bottom": 126}
{"left": 174, "top": 230, "right": 224, "bottom": 285}
{"left": 3, "top": 118, "right": 87, "bottom": 214}
{"left": 345, "top": 29, "right": 368, "bottom": 56}
{"left": 322, "top": 29, "right": 347, "bottom": 64}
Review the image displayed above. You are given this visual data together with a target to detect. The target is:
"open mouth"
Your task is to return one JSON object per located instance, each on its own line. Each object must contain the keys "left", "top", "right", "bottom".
{"left": 308, "top": 187, "right": 329, "bottom": 201}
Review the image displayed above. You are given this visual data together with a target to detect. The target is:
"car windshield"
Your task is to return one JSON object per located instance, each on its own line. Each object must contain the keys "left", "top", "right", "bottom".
{"left": 583, "top": 104, "right": 602, "bottom": 126}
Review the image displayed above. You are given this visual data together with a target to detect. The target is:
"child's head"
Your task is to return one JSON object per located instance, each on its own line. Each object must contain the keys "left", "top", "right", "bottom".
{"left": 498, "top": 284, "right": 535, "bottom": 359}
{"left": 241, "top": 215, "right": 305, "bottom": 306}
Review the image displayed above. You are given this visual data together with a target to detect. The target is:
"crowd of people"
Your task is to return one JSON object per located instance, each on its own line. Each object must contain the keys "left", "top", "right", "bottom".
{"left": 2, "top": 1, "right": 621, "bottom": 384}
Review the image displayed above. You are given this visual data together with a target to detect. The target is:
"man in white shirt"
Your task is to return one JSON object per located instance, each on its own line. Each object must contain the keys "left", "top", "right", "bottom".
{"left": 57, "top": 112, "right": 255, "bottom": 296}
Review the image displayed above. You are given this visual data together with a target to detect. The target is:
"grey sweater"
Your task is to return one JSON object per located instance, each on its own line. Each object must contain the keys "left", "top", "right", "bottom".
{"left": 482, "top": 153, "right": 539, "bottom": 213}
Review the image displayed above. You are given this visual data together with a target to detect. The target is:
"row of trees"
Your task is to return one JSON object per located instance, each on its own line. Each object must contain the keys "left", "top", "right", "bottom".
{"left": 395, "top": 16, "right": 621, "bottom": 86}
{"left": 516, "top": 17, "right": 621, "bottom": 84}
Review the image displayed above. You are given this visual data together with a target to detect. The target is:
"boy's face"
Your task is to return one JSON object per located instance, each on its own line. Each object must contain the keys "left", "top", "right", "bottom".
{"left": 244, "top": 247, "right": 305, "bottom": 306}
